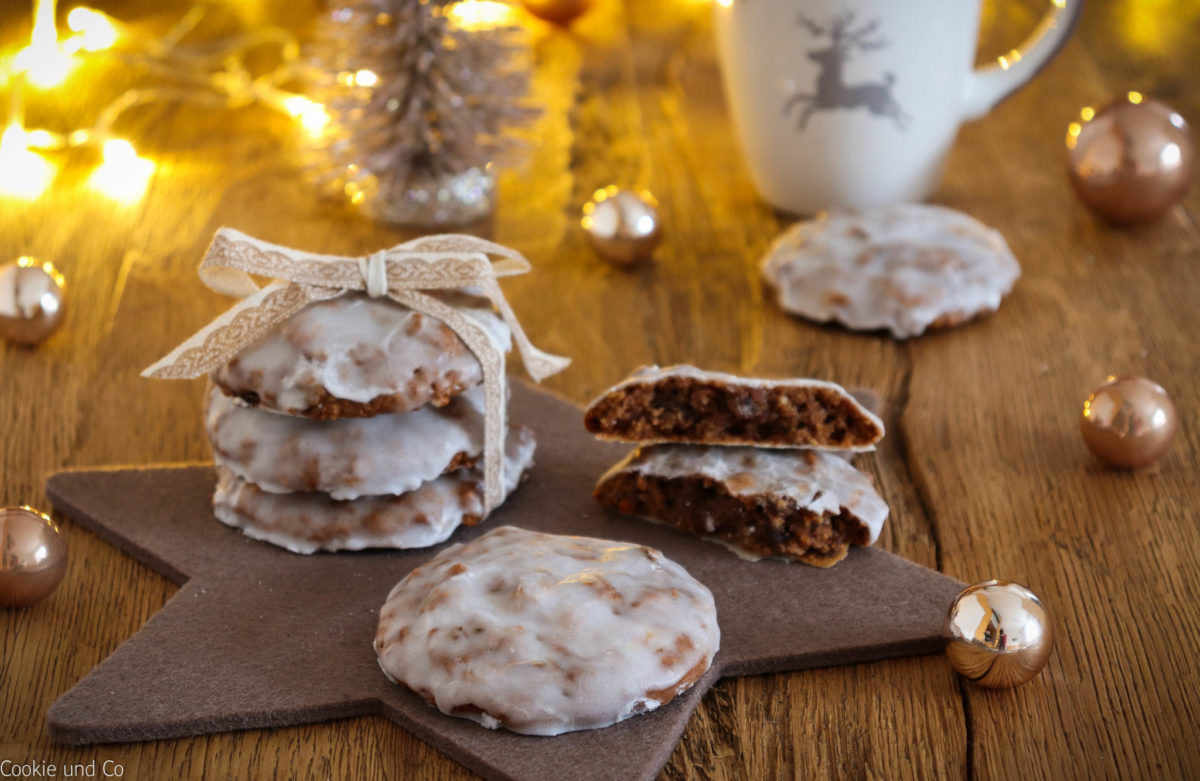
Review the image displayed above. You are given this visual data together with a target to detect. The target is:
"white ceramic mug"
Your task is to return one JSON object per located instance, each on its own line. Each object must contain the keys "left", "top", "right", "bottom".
{"left": 714, "top": 0, "right": 1082, "bottom": 214}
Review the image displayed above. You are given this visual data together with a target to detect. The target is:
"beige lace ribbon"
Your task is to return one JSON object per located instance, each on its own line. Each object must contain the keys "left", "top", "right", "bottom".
{"left": 143, "top": 227, "right": 571, "bottom": 512}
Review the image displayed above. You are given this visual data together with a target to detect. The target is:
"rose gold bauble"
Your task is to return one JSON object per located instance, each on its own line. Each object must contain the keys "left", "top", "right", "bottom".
{"left": 1066, "top": 95, "right": 1194, "bottom": 223}
{"left": 520, "top": 0, "right": 594, "bottom": 24}
{"left": 0, "top": 257, "right": 67, "bottom": 346}
{"left": 1081, "top": 376, "right": 1177, "bottom": 469}
{"left": 0, "top": 507, "right": 68, "bottom": 607}
{"left": 945, "top": 580, "right": 1054, "bottom": 688}
{"left": 581, "top": 186, "right": 662, "bottom": 267}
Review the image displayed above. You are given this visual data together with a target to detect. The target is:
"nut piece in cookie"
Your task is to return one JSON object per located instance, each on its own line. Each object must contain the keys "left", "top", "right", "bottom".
{"left": 584, "top": 365, "right": 883, "bottom": 450}
{"left": 760, "top": 203, "right": 1020, "bottom": 339}
{"left": 374, "top": 526, "right": 719, "bottom": 735}
{"left": 594, "top": 444, "right": 887, "bottom": 567}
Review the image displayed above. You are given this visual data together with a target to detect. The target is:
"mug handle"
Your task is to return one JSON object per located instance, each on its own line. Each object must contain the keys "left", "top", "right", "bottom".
{"left": 961, "top": 0, "right": 1084, "bottom": 120}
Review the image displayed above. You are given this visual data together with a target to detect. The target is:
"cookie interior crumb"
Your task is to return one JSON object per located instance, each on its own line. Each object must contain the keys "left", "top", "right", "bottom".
{"left": 594, "top": 470, "right": 871, "bottom": 567}
{"left": 585, "top": 376, "right": 881, "bottom": 448}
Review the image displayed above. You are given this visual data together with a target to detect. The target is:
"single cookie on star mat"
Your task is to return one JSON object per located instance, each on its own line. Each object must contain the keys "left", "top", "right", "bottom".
{"left": 374, "top": 526, "right": 719, "bottom": 736}
{"left": 594, "top": 444, "right": 887, "bottom": 567}
{"left": 583, "top": 365, "right": 884, "bottom": 450}
{"left": 760, "top": 203, "right": 1020, "bottom": 339}
{"left": 212, "top": 425, "right": 536, "bottom": 554}
{"left": 204, "top": 382, "right": 490, "bottom": 501}
{"left": 212, "top": 291, "right": 511, "bottom": 419}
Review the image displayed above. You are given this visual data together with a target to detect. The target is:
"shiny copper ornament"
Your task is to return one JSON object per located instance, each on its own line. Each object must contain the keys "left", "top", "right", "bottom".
{"left": 0, "top": 257, "right": 67, "bottom": 346}
{"left": 582, "top": 186, "right": 662, "bottom": 267}
{"left": 1081, "top": 375, "right": 1177, "bottom": 469}
{"left": 0, "top": 507, "right": 68, "bottom": 607}
{"left": 520, "top": 0, "right": 595, "bottom": 24}
{"left": 944, "top": 580, "right": 1054, "bottom": 688}
{"left": 1066, "top": 94, "right": 1194, "bottom": 223}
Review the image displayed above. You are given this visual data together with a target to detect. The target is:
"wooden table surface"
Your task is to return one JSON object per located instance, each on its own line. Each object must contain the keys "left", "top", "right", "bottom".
{"left": 2, "top": 0, "right": 1198, "bottom": 778}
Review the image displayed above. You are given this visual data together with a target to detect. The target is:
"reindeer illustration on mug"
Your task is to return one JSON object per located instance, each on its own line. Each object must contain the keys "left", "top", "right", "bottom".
{"left": 784, "top": 11, "right": 908, "bottom": 131}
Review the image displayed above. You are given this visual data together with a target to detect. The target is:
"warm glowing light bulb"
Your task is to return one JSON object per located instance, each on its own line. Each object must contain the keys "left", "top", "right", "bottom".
{"left": 66, "top": 7, "right": 118, "bottom": 52}
{"left": 1065, "top": 121, "right": 1081, "bottom": 150}
{"left": 715, "top": 0, "right": 733, "bottom": 7}
{"left": 353, "top": 69, "right": 378, "bottom": 87}
{"left": 0, "top": 124, "right": 56, "bottom": 199}
{"left": 448, "top": 1, "right": 516, "bottom": 30}
{"left": 1080, "top": 106, "right": 1095, "bottom": 121}
{"left": 347, "top": 186, "right": 366, "bottom": 205}
{"left": 282, "top": 95, "right": 330, "bottom": 136}
{"left": 13, "top": 0, "right": 75, "bottom": 88}
{"left": 23, "top": 129, "right": 58, "bottom": 150}
{"left": 1127, "top": 90, "right": 1144, "bottom": 105}
{"left": 89, "top": 138, "right": 155, "bottom": 203}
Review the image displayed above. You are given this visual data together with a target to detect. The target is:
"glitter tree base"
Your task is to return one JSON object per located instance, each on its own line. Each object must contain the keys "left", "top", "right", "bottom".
{"left": 367, "top": 167, "right": 495, "bottom": 228}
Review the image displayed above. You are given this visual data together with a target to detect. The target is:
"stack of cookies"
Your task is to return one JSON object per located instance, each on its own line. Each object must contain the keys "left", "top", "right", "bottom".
{"left": 586, "top": 365, "right": 888, "bottom": 567}
{"left": 204, "top": 292, "right": 535, "bottom": 554}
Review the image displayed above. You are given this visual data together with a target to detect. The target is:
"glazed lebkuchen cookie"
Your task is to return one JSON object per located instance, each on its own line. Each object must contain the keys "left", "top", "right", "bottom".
{"left": 374, "top": 526, "right": 719, "bottom": 735}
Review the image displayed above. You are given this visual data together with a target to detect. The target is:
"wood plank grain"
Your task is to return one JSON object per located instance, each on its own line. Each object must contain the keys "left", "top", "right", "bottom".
{"left": 919, "top": 2, "right": 1200, "bottom": 779}
{"left": 1, "top": 0, "right": 1197, "bottom": 779}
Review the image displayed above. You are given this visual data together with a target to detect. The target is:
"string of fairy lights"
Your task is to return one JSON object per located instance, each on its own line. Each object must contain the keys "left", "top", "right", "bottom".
{"left": 0, "top": 0, "right": 517, "bottom": 204}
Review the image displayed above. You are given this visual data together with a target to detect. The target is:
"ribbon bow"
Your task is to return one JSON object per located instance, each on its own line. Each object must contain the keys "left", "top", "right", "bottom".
{"left": 144, "top": 227, "right": 571, "bottom": 512}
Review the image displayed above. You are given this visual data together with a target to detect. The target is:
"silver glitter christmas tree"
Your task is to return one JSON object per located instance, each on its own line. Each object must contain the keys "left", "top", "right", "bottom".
{"left": 308, "top": 0, "right": 537, "bottom": 227}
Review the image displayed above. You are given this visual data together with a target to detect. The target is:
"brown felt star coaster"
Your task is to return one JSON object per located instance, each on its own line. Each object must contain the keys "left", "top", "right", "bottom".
{"left": 45, "top": 382, "right": 962, "bottom": 781}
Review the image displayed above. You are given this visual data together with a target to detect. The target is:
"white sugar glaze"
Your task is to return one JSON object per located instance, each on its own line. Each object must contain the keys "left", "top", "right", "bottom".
{"left": 205, "top": 383, "right": 488, "bottom": 500}
{"left": 212, "top": 425, "right": 535, "bottom": 554}
{"left": 374, "top": 526, "right": 719, "bottom": 736}
{"left": 212, "top": 292, "right": 511, "bottom": 414}
{"left": 761, "top": 204, "right": 1020, "bottom": 339}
